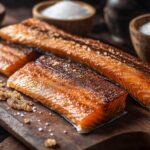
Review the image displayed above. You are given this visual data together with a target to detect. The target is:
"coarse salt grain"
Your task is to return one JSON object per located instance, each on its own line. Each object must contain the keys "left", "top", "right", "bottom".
{"left": 20, "top": 113, "right": 24, "bottom": 117}
{"left": 45, "top": 122, "right": 49, "bottom": 126}
{"left": 139, "top": 21, "right": 150, "bottom": 36}
{"left": 32, "top": 106, "right": 37, "bottom": 112}
{"left": 63, "top": 130, "right": 68, "bottom": 134}
{"left": 17, "top": 112, "right": 20, "bottom": 115}
{"left": 48, "top": 129, "right": 52, "bottom": 132}
{"left": 38, "top": 127, "right": 43, "bottom": 132}
{"left": 50, "top": 133, "right": 54, "bottom": 136}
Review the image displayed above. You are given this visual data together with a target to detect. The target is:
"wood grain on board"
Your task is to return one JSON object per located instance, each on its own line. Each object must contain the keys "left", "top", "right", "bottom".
{"left": 0, "top": 137, "right": 27, "bottom": 150}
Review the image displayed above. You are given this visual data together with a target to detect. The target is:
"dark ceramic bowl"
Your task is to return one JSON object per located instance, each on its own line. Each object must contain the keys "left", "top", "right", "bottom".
{"left": 130, "top": 13, "right": 150, "bottom": 62}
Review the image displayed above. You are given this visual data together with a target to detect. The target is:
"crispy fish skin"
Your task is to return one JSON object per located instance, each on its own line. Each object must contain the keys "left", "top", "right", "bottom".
{"left": 0, "top": 41, "right": 39, "bottom": 76}
{"left": 7, "top": 55, "right": 127, "bottom": 133}
{"left": 0, "top": 19, "right": 149, "bottom": 109}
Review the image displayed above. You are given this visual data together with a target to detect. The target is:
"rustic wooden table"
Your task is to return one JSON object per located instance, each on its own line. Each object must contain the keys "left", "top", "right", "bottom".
{"left": 0, "top": 1, "right": 148, "bottom": 150}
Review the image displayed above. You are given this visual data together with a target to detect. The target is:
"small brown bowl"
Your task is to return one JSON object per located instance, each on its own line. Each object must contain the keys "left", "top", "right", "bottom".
{"left": 129, "top": 14, "right": 150, "bottom": 62}
{"left": 32, "top": 0, "right": 96, "bottom": 35}
{"left": 0, "top": 3, "right": 5, "bottom": 25}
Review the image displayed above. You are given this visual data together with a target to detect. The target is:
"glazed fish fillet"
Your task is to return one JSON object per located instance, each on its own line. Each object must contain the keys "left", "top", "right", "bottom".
{"left": 23, "top": 19, "right": 150, "bottom": 72}
{"left": 0, "top": 40, "right": 39, "bottom": 76}
{"left": 0, "top": 19, "right": 150, "bottom": 109}
{"left": 7, "top": 55, "right": 127, "bottom": 133}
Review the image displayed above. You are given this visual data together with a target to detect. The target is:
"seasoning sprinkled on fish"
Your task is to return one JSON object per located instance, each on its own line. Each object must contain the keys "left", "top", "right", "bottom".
{"left": 7, "top": 55, "right": 127, "bottom": 133}
{"left": 0, "top": 18, "right": 148, "bottom": 109}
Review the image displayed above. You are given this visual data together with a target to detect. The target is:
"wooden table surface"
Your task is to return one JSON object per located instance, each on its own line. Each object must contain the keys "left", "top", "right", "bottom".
{"left": 0, "top": 1, "right": 148, "bottom": 150}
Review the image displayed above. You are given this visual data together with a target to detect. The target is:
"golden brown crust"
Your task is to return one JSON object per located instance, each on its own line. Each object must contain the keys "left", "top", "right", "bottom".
{"left": 7, "top": 55, "right": 127, "bottom": 133}
{"left": 22, "top": 18, "right": 150, "bottom": 74}
{"left": 37, "top": 55, "right": 126, "bottom": 102}
{"left": 0, "top": 18, "right": 149, "bottom": 109}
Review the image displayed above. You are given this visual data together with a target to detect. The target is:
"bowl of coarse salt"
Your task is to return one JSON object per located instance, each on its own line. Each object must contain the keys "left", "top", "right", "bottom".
{"left": 33, "top": 0, "right": 96, "bottom": 35}
{"left": 130, "top": 13, "right": 150, "bottom": 62}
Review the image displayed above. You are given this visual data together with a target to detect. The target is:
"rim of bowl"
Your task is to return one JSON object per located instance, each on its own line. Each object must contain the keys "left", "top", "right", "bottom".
{"left": 129, "top": 13, "right": 150, "bottom": 38}
{"left": 33, "top": 0, "right": 96, "bottom": 22}
{"left": 0, "top": 3, "right": 5, "bottom": 14}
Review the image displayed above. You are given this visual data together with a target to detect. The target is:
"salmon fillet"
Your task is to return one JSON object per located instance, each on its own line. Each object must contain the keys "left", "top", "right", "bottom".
{"left": 0, "top": 40, "right": 39, "bottom": 76}
{"left": 0, "top": 19, "right": 149, "bottom": 109}
{"left": 7, "top": 55, "right": 127, "bottom": 133}
{"left": 23, "top": 18, "right": 150, "bottom": 73}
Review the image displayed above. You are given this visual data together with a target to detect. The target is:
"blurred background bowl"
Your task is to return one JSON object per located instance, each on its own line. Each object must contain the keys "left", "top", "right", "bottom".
{"left": 129, "top": 13, "right": 150, "bottom": 62}
{"left": 0, "top": 3, "right": 5, "bottom": 25}
{"left": 33, "top": 0, "right": 96, "bottom": 35}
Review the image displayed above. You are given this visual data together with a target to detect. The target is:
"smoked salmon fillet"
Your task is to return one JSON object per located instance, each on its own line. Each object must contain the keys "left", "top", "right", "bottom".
{"left": 22, "top": 18, "right": 150, "bottom": 73}
{"left": 0, "top": 40, "right": 39, "bottom": 76}
{"left": 7, "top": 55, "right": 127, "bottom": 133}
{"left": 0, "top": 19, "right": 150, "bottom": 109}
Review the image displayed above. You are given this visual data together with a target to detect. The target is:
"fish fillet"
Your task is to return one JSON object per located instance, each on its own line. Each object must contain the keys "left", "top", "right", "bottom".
{"left": 0, "top": 19, "right": 149, "bottom": 109}
{"left": 22, "top": 18, "right": 150, "bottom": 73}
{"left": 0, "top": 40, "right": 39, "bottom": 76}
{"left": 7, "top": 55, "right": 127, "bottom": 133}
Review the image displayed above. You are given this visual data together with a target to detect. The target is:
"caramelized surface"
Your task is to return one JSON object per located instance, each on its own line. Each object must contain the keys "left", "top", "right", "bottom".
{"left": 0, "top": 19, "right": 149, "bottom": 109}
{"left": 22, "top": 19, "right": 150, "bottom": 73}
{"left": 0, "top": 41, "right": 39, "bottom": 76}
{"left": 7, "top": 55, "right": 127, "bottom": 133}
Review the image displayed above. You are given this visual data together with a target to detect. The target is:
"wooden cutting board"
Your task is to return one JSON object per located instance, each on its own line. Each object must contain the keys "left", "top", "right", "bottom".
{"left": 0, "top": 74, "right": 150, "bottom": 150}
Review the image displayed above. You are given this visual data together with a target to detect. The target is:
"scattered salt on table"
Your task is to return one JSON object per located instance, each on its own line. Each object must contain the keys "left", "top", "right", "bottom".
{"left": 38, "top": 127, "right": 43, "bottom": 132}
